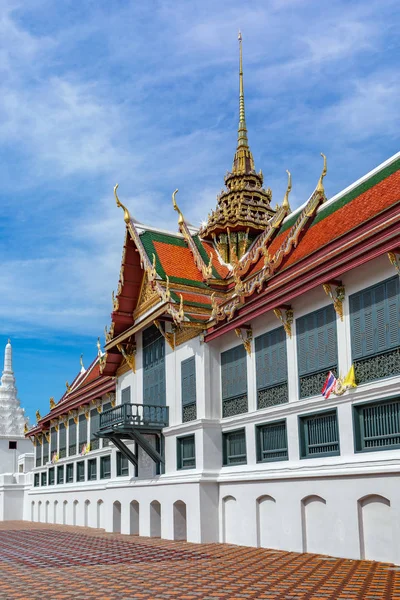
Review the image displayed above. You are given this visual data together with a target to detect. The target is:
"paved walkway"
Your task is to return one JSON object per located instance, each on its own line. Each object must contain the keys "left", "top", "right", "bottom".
{"left": 0, "top": 522, "right": 399, "bottom": 599}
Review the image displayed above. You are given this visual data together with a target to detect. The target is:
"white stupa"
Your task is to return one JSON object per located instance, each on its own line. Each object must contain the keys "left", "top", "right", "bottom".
{"left": 0, "top": 340, "right": 27, "bottom": 436}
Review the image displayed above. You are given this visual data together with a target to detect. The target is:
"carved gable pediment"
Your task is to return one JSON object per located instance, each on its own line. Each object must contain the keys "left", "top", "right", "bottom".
{"left": 133, "top": 272, "right": 160, "bottom": 320}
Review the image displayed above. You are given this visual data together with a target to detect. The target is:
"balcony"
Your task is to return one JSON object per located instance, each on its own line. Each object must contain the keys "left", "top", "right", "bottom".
{"left": 96, "top": 403, "right": 169, "bottom": 471}
{"left": 99, "top": 403, "right": 169, "bottom": 434}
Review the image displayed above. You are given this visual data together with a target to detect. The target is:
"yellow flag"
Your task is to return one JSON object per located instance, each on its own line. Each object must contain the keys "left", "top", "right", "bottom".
{"left": 343, "top": 365, "right": 357, "bottom": 388}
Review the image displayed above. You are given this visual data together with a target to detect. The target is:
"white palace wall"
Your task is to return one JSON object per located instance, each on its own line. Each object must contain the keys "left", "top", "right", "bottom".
{"left": 21, "top": 254, "right": 400, "bottom": 564}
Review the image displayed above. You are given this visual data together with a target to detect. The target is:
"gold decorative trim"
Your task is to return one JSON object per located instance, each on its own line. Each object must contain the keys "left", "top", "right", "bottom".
{"left": 107, "top": 392, "right": 116, "bottom": 408}
{"left": 50, "top": 419, "right": 59, "bottom": 432}
{"left": 323, "top": 283, "right": 345, "bottom": 321}
{"left": 49, "top": 397, "right": 56, "bottom": 410}
{"left": 273, "top": 307, "right": 294, "bottom": 338}
{"left": 388, "top": 251, "right": 400, "bottom": 276}
{"left": 316, "top": 153, "right": 327, "bottom": 194}
{"left": 35, "top": 410, "right": 41, "bottom": 423}
{"left": 154, "top": 319, "right": 175, "bottom": 350}
{"left": 116, "top": 342, "right": 137, "bottom": 373}
{"left": 43, "top": 430, "right": 50, "bottom": 443}
{"left": 172, "top": 189, "right": 213, "bottom": 279}
{"left": 116, "top": 359, "right": 131, "bottom": 377}
{"left": 235, "top": 326, "right": 252, "bottom": 356}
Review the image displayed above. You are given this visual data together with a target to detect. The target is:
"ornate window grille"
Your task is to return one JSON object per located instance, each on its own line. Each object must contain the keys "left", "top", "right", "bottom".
{"left": 221, "top": 345, "right": 248, "bottom": 417}
{"left": 350, "top": 277, "right": 400, "bottom": 384}
{"left": 223, "top": 429, "right": 247, "bottom": 465}
{"left": 299, "top": 410, "right": 340, "bottom": 458}
{"left": 256, "top": 421, "right": 288, "bottom": 462}
{"left": 255, "top": 327, "right": 288, "bottom": 409}
{"left": 296, "top": 305, "right": 338, "bottom": 399}
{"left": 181, "top": 357, "right": 197, "bottom": 423}
{"left": 354, "top": 398, "right": 400, "bottom": 452}
{"left": 177, "top": 435, "right": 196, "bottom": 469}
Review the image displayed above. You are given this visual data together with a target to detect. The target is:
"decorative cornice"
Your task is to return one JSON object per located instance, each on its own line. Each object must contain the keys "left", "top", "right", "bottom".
{"left": 323, "top": 282, "right": 345, "bottom": 321}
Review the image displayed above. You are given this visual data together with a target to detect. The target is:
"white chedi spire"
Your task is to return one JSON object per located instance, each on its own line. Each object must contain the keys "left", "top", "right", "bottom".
{"left": 0, "top": 339, "right": 27, "bottom": 436}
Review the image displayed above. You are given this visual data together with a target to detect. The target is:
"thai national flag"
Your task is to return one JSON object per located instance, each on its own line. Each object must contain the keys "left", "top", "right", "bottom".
{"left": 321, "top": 371, "right": 337, "bottom": 399}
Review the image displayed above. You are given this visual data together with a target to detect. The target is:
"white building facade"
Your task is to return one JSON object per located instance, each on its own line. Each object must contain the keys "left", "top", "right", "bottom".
{"left": 24, "top": 153, "right": 400, "bottom": 563}
{"left": 22, "top": 38, "right": 400, "bottom": 563}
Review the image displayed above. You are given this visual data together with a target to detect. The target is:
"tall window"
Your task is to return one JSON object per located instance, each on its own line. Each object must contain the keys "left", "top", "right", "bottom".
{"left": 143, "top": 325, "right": 166, "bottom": 406}
{"left": 121, "top": 387, "right": 131, "bottom": 404}
{"left": 48, "top": 467, "right": 55, "bottom": 486}
{"left": 353, "top": 397, "right": 400, "bottom": 452}
{"left": 116, "top": 452, "right": 129, "bottom": 476}
{"left": 34, "top": 473, "right": 40, "bottom": 487}
{"left": 57, "top": 465, "right": 64, "bottom": 485}
{"left": 78, "top": 413, "right": 87, "bottom": 453}
{"left": 35, "top": 443, "right": 42, "bottom": 467}
{"left": 100, "top": 456, "right": 111, "bottom": 479}
{"left": 66, "top": 463, "right": 74, "bottom": 483}
{"left": 296, "top": 305, "right": 338, "bottom": 398}
{"left": 177, "top": 435, "right": 196, "bottom": 469}
{"left": 181, "top": 357, "right": 197, "bottom": 422}
{"left": 350, "top": 277, "right": 400, "bottom": 384}
{"left": 221, "top": 345, "right": 248, "bottom": 417}
{"left": 41, "top": 471, "right": 47, "bottom": 486}
{"left": 255, "top": 327, "right": 288, "bottom": 409}
{"left": 102, "top": 402, "right": 112, "bottom": 447}
{"left": 88, "top": 458, "right": 97, "bottom": 480}
{"left": 76, "top": 461, "right": 85, "bottom": 482}
{"left": 90, "top": 408, "right": 100, "bottom": 451}
{"left": 222, "top": 429, "right": 247, "bottom": 466}
{"left": 299, "top": 410, "right": 340, "bottom": 458}
{"left": 59, "top": 423, "right": 66, "bottom": 458}
{"left": 68, "top": 418, "right": 77, "bottom": 456}
{"left": 256, "top": 421, "right": 288, "bottom": 462}
{"left": 50, "top": 427, "right": 57, "bottom": 458}
{"left": 42, "top": 437, "right": 49, "bottom": 464}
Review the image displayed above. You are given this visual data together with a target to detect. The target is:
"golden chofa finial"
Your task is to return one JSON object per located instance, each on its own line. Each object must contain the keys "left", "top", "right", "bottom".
{"left": 316, "top": 153, "right": 327, "bottom": 194}
{"left": 114, "top": 184, "right": 131, "bottom": 224}
{"left": 282, "top": 170, "right": 292, "bottom": 212}
{"left": 172, "top": 189, "right": 184, "bottom": 226}
{"left": 50, "top": 397, "right": 56, "bottom": 410}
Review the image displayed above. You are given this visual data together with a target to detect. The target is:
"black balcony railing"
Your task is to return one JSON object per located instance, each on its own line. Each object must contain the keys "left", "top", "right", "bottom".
{"left": 99, "top": 403, "right": 169, "bottom": 431}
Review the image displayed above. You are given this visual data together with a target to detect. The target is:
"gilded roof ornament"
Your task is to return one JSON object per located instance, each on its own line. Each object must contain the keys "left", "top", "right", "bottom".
{"left": 114, "top": 184, "right": 131, "bottom": 224}
{"left": 172, "top": 189, "right": 184, "bottom": 226}
{"left": 35, "top": 410, "right": 41, "bottom": 423}
{"left": 49, "top": 397, "right": 56, "bottom": 410}
{"left": 282, "top": 170, "right": 292, "bottom": 212}
{"left": 316, "top": 153, "right": 327, "bottom": 194}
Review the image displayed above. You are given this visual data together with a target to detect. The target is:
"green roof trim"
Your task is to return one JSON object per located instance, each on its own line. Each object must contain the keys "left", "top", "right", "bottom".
{"left": 140, "top": 230, "right": 210, "bottom": 288}
{"left": 193, "top": 235, "right": 220, "bottom": 278}
{"left": 278, "top": 156, "right": 400, "bottom": 235}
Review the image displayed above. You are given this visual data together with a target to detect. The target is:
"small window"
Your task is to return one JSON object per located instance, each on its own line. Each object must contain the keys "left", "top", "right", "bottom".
{"left": 121, "top": 386, "right": 131, "bottom": 404}
{"left": 9, "top": 441, "right": 17, "bottom": 450}
{"left": 223, "top": 429, "right": 247, "bottom": 466}
{"left": 299, "top": 410, "right": 340, "bottom": 458}
{"left": 34, "top": 473, "right": 40, "bottom": 487}
{"left": 48, "top": 467, "right": 55, "bottom": 486}
{"left": 177, "top": 435, "right": 196, "bottom": 470}
{"left": 41, "top": 471, "right": 47, "bottom": 486}
{"left": 76, "top": 461, "right": 85, "bottom": 482}
{"left": 100, "top": 455, "right": 111, "bottom": 479}
{"left": 354, "top": 398, "right": 400, "bottom": 452}
{"left": 66, "top": 463, "right": 74, "bottom": 483}
{"left": 256, "top": 421, "right": 288, "bottom": 462}
{"left": 57, "top": 466, "right": 64, "bottom": 485}
{"left": 88, "top": 458, "right": 97, "bottom": 481}
{"left": 116, "top": 452, "right": 129, "bottom": 476}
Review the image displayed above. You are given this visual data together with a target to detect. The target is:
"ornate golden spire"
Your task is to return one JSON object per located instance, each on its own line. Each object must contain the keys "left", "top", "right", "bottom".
{"left": 232, "top": 32, "right": 255, "bottom": 174}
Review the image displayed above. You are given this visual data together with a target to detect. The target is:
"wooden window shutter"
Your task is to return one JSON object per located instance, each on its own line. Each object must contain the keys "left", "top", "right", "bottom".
{"left": 181, "top": 357, "right": 196, "bottom": 406}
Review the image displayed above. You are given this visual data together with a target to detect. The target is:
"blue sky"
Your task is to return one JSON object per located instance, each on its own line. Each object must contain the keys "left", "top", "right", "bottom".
{"left": 0, "top": 0, "right": 399, "bottom": 423}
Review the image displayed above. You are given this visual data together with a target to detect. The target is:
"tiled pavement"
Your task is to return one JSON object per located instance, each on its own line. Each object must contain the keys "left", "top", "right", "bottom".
{"left": 0, "top": 522, "right": 399, "bottom": 600}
